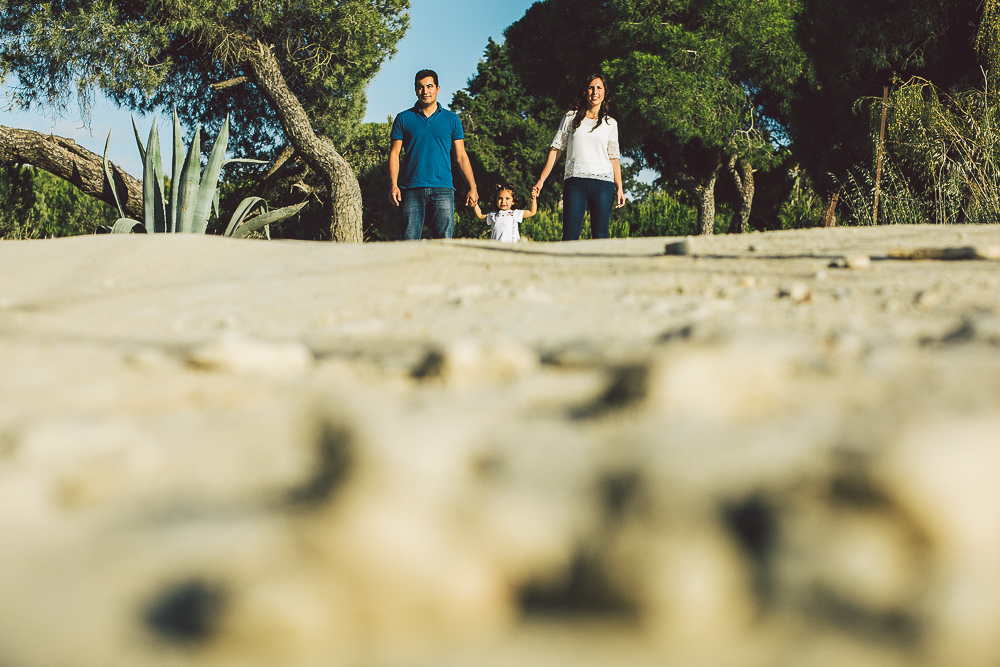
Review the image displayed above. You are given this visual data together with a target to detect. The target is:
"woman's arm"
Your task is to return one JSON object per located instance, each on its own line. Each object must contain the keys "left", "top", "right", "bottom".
{"left": 532, "top": 148, "right": 563, "bottom": 197}
{"left": 521, "top": 192, "right": 539, "bottom": 219}
{"left": 611, "top": 158, "right": 625, "bottom": 208}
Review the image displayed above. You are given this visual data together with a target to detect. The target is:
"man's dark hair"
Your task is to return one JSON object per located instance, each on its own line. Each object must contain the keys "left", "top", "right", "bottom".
{"left": 414, "top": 69, "right": 439, "bottom": 87}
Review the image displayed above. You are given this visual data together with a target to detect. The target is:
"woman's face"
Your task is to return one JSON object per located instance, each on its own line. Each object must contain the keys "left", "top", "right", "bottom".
{"left": 586, "top": 78, "right": 605, "bottom": 110}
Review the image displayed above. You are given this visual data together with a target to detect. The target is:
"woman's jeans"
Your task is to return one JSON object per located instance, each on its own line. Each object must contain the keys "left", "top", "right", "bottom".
{"left": 401, "top": 188, "right": 455, "bottom": 240}
{"left": 562, "top": 177, "right": 615, "bottom": 240}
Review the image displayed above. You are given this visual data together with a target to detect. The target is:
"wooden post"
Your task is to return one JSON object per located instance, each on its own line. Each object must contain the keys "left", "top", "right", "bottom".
{"left": 872, "top": 85, "right": 889, "bottom": 225}
{"left": 824, "top": 192, "right": 839, "bottom": 228}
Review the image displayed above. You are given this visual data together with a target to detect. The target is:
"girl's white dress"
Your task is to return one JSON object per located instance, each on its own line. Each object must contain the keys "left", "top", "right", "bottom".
{"left": 486, "top": 210, "right": 524, "bottom": 242}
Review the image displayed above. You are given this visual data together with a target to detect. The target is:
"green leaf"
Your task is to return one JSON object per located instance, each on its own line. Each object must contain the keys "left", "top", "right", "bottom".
{"left": 142, "top": 120, "right": 162, "bottom": 233}
{"left": 232, "top": 201, "right": 307, "bottom": 239}
{"left": 110, "top": 218, "right": 146, "bottom": 234}
{"left": 102, "top": 131, "right": 125, "bottom": 219}
{"left": 223, "top": 196, "right": 265, "bottom": 237}
{"left": 190, "top": 115, "right": 230, "bottom": 234}
{"left": 131, "top": 116, "right": 147, "bottom": 166}
{"left": 175, "top": 123, "right": 202, "bottom": 233}
{"left": 170, "top": 108, "right": 183, "bottom": 233}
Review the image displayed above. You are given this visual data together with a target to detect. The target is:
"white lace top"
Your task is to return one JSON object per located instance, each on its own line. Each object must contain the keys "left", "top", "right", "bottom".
{"left": 550, "top": 112, "right": 620, "bottom": 182}
{"left": 486, "top": 209, "right": 523, "bottom": 243}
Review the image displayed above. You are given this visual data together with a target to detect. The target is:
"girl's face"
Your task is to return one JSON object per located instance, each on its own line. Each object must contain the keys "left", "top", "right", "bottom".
{"left": 496, "top": 190, "right": 514, "bottom": 211}
{"left": 586, "top": 78, "right": 605, "bottom": 110}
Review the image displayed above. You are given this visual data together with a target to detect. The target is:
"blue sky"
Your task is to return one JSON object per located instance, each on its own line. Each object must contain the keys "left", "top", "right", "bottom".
{"left": 0, "top": 0, "right": 537, "bottom": 176}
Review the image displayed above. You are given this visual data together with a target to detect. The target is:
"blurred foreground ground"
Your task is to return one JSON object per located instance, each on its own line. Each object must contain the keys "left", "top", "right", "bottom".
{"left": 1, "top": 225, "right": 999, "bottom": 666}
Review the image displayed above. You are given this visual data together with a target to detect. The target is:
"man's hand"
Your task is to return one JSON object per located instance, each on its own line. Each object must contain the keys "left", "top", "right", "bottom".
{"left": 391, "top": 185, "right": 402, "bottom": 206}
{"left": 466, "top": 189, "right": 478, "bottom": 207}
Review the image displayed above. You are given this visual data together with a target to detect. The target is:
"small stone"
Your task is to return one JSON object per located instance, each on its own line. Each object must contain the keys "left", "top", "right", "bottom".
{"left": 828, "top": 258, "right": 847, "bottom": 269}
{"left": 739, "top": 277, "right": 757, "bottom": 288}
{"left": 664, "top": 239, "right": 690, "bottom": 256}
{"left": 778, "top": 283, "right": 811, "bottom": 302}
{"left": 844, "top": 254, "right": 872, "bottom": 269}
{"left": 187, "top": 332, "right": 313, "bottom": 376}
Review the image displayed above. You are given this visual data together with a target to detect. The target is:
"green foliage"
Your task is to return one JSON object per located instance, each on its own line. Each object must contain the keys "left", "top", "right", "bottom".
{"left": 340, "top": 119, "right": 399, "bottom": 241}
{"left": 0, "top": 165, "right": 115, "bottom": 239}
{"left": 791, "top": 0, "right": 981, "bottom": 192}
{"left": 451, "top": 39, "right": 565, "bottom": 212}
{"left": 504, "top": 0, "right": 805, "bottom": 234}
{"left": 617, "top": 190, "right": 699, "bottom": 237}
{"left": 838, "top": 74, "right": 1000, "bottom": 226}
{"left": 110, "top": 114, "right": 305, "bottom": 236}
{"left": 775, "top": 167, "right": 826, "bottom": 230}
{"left": 0, "top": 0, "right": 409, "bottom": 156}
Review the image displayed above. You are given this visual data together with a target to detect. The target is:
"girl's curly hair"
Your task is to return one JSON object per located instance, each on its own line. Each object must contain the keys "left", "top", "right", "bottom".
{"left": 570, "top": 73, "right": 612, "bottom": 132}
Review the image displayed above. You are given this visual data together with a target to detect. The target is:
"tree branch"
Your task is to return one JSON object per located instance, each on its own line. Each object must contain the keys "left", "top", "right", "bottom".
{"left": 210, "top": 76, "right": 248, "bottom": 90}
{"left": 0, "top": 126, "right": 143, "bottom": 219}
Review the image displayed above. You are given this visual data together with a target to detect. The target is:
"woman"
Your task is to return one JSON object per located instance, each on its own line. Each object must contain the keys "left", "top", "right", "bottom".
{"left": 532, "top": 74, "right": 625, "bottom": 240}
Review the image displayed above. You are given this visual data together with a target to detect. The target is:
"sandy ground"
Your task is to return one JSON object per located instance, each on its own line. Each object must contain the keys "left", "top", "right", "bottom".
{"left": 1, "top": 224, "right": 999, "bottom": 666}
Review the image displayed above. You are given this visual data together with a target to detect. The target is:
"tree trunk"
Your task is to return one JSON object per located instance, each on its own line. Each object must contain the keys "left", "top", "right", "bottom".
{"left": 692, "top": 158, "right": 724, "bottom": 235}
{"left": 0, "top": 126, "right": 143, "bottom": 219}
{"left": 237, "top": 37, "right": 363, "bottom": 243}
{"left": 727, "top": 154, "right": 755, "bottom": 233}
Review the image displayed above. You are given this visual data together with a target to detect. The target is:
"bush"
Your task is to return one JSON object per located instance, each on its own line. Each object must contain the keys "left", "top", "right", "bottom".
{"left": 0, "top": 165, "right": 115, "bottom": 239}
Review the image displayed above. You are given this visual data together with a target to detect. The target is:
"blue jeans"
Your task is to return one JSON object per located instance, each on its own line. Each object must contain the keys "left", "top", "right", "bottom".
{"left": 401, "top": 188, "right": 455, "bottom": 240}
{"left": 562, "top": 177, "right": 615, "bottom": 240}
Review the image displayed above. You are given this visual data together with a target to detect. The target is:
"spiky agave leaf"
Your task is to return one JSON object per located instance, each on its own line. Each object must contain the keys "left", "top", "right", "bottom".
{"left": 190, "top": 115, "right": 230, "bottom": 234}
{"left": 175, "top": 124, "right": 202, "bottom": 233}
{"left": 170, "top": 109, "right": 183, "bottom": 233}
{"left": 223, "top": 196, "right": 265, "bottom": 237}
{"left": 142, "top": 120, "right": 167, "bottom": 233}
{"left": 110, "top": 218, "right": 146, "bottom": 234}
{"left": 231, "top": 201, "right": 308, "bottom": 239}
{"left": 102, "top": 132, "right": 125, "bottom": 219}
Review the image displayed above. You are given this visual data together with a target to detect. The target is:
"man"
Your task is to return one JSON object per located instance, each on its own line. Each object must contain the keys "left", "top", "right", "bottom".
{"left": 389, "top": 69, "right": 478, "bottom": 240}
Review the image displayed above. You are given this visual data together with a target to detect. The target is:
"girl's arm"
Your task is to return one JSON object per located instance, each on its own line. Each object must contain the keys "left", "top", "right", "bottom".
{"left": 612, "top": 158, "right": 625, "bottom": 208}
{"left": 521, "top": 192, "right": 539, "bottom": 219}
{"left": 532, "top": 148, "right": 562, "bottom": 197}
{"left": 472, "top": 202, "right": 487, "bottom": 221}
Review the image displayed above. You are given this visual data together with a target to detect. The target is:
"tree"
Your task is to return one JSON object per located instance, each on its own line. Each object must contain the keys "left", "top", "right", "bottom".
{"left": 789, "top": 0, "right": 981, "bottom": 194}
{"left": 450, "top": 39, "right": 565, "bottom": 214}
{"left": 0, "top": 164, "right": 115, "bottom": 239}
{"left": 0, "top": 0, "right": 409, "bottom": 242}
{"left": 505, "top": 0, "right": 805, "bottom": 235}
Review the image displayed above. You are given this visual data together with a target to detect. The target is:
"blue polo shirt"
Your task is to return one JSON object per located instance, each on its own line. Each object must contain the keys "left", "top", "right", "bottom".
{"left": 390, "top": 105, "right": 464, "bottom": 189}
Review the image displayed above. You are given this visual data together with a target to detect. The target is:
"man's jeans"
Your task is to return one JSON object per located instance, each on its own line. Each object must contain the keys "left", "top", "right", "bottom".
{"left": 401, "top": 188, "right": 455, "bottom": 240}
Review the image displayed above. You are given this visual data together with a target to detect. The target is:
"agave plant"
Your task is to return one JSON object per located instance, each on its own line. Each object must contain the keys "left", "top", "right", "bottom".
{"left": 105, "top": 110, "right": 306, "bottom": 237}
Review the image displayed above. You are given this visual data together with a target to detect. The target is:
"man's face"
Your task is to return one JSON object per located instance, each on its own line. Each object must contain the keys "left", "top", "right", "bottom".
{"left": 415, "top": 77, "right": 439, "bottom": 107}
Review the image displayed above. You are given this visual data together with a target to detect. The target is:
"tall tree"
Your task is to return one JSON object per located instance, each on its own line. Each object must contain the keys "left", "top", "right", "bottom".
{"left": 505, "top": 0, "right": 804, "bottom": 235}
{"left": 0, "top": 0, "right": 408, "bottom": 241}
{"left": 790, "top": 0, "right": 980, "bottom": 193}
{"left": 450, "top": 39, "right": 564, "bottom": 212}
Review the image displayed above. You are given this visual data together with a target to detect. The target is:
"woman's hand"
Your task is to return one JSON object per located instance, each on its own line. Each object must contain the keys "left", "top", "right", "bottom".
{"left": 616, "top": 188, "right": 626, "bottom": 208}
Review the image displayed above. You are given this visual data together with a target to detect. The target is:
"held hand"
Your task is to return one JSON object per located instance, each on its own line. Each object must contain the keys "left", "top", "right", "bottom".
{"left": 391, "top": 186, "right": 402, "bottom": 206}
{"left": 616, "top": 189, "right": 626, "bottom": 208}
{"left": 466, "top": 189, "right": 479, "bottom": 207}
{"left": 531, "top": 182, "right": 543, "bottom": 198}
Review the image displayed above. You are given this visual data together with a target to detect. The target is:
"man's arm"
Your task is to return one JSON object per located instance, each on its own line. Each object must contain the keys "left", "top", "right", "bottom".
{"left": 453, "top": 139, "right": 478, "bottom": 207}
{"left": 389, "top": 139, "right": 403, "bottom": 206}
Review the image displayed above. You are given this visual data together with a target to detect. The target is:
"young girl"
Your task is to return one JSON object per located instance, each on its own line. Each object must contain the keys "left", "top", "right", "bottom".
{"left": 473, "top": 183, "right": 538, "bottom": 243}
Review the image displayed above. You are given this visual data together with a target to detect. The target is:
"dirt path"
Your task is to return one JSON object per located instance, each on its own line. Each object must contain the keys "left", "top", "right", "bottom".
{"left": 0, "top": 224, "right": 998, "bottom": 666}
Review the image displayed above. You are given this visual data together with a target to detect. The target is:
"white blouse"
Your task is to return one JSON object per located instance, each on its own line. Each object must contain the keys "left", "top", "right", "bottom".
{"left": 550, "top": 112, "right": 620, "bottom": 182}
{"left": 486, "top": 209, "right": 523, "bottom": 242}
